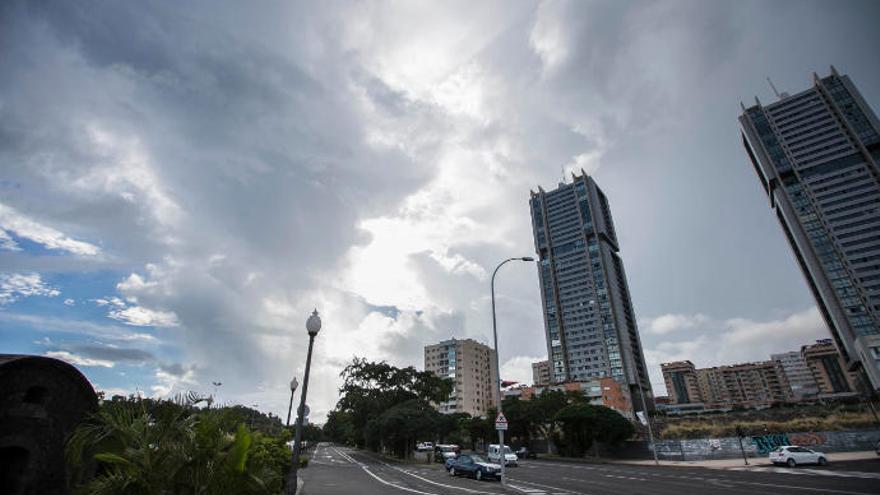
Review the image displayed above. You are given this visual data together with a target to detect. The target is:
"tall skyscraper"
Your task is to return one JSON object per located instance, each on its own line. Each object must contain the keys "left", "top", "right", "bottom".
{"left": 739, "top": 67, "right": 880, "bottom": 391}
{"left": 529, "top": 171, "right": 653, "bottom": 414}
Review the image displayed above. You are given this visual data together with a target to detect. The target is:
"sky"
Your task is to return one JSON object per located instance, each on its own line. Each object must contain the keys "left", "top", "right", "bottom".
{"left": 1, "top": 0, "right": 879, "bottom": 423}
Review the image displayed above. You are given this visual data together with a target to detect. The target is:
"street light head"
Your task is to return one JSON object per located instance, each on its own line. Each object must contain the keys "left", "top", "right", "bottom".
{"left": 521, "top": 257, "right": 535, "bottom": 262}
{"left": 306, "top": 308, "right": 322, "bottom": 336}
{"left": 290, "top": 377, "right": 299, "bottom": 392}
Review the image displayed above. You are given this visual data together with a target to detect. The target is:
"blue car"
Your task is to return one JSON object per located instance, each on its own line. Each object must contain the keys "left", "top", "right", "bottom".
{"left": 447, "top": 454, "right": 501, "bottom": 481}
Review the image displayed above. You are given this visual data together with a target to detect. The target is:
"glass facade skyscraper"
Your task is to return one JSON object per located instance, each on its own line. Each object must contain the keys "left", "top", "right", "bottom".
{"left": 529, "top": 172, "right": 653, "bottom": 413}
{"left": 739, "top": 67, "right": 880, "bottom": 391}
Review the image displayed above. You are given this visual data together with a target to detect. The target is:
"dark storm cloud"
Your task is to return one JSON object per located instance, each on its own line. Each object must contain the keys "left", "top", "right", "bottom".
{"left": 2, "top": 0, "right": 879, "bottom": 414}
{"left": 71, "top": 344, "right": 155, "bottom": 364}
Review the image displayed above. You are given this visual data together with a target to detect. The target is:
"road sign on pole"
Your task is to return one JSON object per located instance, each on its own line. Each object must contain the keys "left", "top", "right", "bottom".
{"left": 495, "top": 411, "right": 508, "bottom": 430}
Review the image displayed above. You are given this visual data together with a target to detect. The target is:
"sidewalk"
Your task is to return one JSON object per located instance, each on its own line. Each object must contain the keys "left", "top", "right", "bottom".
{"left": 612, "top": 450, "right": 878, "bottom": 468}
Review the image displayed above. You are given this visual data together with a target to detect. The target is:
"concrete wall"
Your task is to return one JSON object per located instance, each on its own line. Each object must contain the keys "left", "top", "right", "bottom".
{"left": 648, "top": 430, "right": 880, "bottom": 461}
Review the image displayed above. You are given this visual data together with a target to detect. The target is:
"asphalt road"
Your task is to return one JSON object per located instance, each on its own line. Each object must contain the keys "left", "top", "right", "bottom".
{"left": 301, "top": 443, "right": 880, "bottom": 495}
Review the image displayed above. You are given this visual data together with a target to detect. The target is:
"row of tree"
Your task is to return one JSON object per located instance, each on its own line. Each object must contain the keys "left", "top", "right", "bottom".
{"left": 323, "top": 357, "right": 635, "bottom": 458}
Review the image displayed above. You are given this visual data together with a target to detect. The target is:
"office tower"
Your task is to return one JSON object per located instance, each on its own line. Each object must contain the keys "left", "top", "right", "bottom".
{"left": 772, "top": 351, "right": 820, "bottom": 400}
{"left": 424, "top": 338, "right": 497, "bottom": 416}
{"left": 661, "top": 361, "right": 702, "bottom": 404}
{"left": 739, "top": 67, "right": 880, "bottom": 391}
{"left": 531, "top": 360, "right": 551, "bottom": 386}
{"left": 529, "top": 171, "right": 653, "bottom": 414}
{"left": 801, "top": 338, "right": 860, "bottom": 397}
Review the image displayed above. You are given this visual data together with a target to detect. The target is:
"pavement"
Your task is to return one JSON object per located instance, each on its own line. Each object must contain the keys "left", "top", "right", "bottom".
{"left": 615, "top": 449, "right": 879, "bottom": 468}
{"left": 300, "top": 442, "right": 880, "bottom": 494}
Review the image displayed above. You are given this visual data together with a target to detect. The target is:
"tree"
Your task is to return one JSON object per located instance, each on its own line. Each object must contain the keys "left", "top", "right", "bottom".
{"left": 332, "top": 357, "right": 453, "bottom": 450}
{"left": 501, "top": 397, "right": 534, "bottom": 447}
{"left": 323, "top": 410, "right": 354, "bottom": 445}
{"left": 526, "top": 389, "right": 570, "bottom": 454}
{"left": 554, "top": 403, "right": 634, "bottom": 457}
{"left": 369, "top": 399, "right": 441, "bottom": 458}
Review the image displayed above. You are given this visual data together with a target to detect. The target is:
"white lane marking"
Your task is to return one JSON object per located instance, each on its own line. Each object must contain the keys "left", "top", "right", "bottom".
{"left": 713, "top": 479, "right": 877, "bottom": 495}
{"left": 385, "top": 464, "right": 501, "bottom": 494}
{"left": 727, "top": 466, "right": 880, "bottom": 479}
{"left": 507, "top": 478, "right": 581, "bottom": 495}
{"left": 359, "top": 465, "right": 441, "bottom": 495}
{"left": 332, "top": 446, "right": 448, "bottom": 495}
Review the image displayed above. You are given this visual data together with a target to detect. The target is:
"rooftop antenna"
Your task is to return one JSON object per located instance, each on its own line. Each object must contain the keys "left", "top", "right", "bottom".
{"left": 561, "top": 165, "right": 566, "bottom": 184}
{"left": 767, "top": 77, "right": 789, "bottom": 100}
{"left": 767, "top": 77, "right": 782, "bottom": 99}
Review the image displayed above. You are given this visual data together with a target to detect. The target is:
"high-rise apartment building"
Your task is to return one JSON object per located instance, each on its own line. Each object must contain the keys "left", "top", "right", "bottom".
{"left": 772, "top": 351, "right": 820, "bottom": 400}
{"left": 532, "top": 360, "right": 551, "bottom": 386}
{"left": 739, "top": 67, "right": 880, "bottom": 391}
{"left": 424, "top": 338, "right": 498, "bottom": 416}
{"left": 661, "top": 361, "right": 702, "bottom": 404}
{"left": 529, "top": 171, "right": 653, "bottom": 415}
{"left": 662, "top": 359, "right": 793, "bottom": 409}
{"left": 801, "top": 338, "right": 860, "bottom": 397}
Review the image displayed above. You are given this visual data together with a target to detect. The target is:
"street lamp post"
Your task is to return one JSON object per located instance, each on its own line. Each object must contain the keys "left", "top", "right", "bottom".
{"left": 286, "top": 377, "right": 299, "bottom": 427}
{"left": 491, "top": 256, "right": 533, "bottom": 487}
{"left": 286, "top": 309, "right": 321, "bottom": 495}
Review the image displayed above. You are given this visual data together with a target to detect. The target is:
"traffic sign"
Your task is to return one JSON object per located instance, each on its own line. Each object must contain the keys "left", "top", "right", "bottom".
{"left": 495, "top": 412, "right": 508, "bottom": 430}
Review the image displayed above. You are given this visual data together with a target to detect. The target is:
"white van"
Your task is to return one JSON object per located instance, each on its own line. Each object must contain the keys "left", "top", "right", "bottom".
{"left": 487, "top": 444, "right": 518, "bottom": 466}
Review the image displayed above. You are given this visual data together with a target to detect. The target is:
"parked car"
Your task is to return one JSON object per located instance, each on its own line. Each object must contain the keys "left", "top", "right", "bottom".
{"left": 516, "top": 447, "right": 537, "bottom": 459}
{"left": 434, "top": 444, "right": 460, "bottom": 463}
{"left": 769, "top": 446, "right": 828, "bottom": 467}
{"left": 487, "top": 444, "right": 518, "bottom": 466}
{"left": 447, "top": 454, "right": 501, "bottom": 481}
{"left": 416, "top": 442, "right": 434, "bottom": 452}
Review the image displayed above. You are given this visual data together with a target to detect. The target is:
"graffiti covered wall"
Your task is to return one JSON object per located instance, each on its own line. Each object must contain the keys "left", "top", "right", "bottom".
{"left": 648, "top": 429, "right": 879, "bottom": 461}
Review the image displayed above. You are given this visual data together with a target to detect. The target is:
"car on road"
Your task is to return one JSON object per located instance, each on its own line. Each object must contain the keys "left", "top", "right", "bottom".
{"left": 434, "top": 444, "right": 460, "bottom": 463}
{"left": 769, "top": 445, "right": 828, "bottom": 467}
{"left": 488, "top": 444, "right": 518, "bottom": 466}
{"left": 448, "top": 454, "right": 501, "bottom": 481}
{"left": 516, "top": 447, "right": 537, "bottom": 459}
{"left": 416, "top": 442, "right": 434, "bottom": 452}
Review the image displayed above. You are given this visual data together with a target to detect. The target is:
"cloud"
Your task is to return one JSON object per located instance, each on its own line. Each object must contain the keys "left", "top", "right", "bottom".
{"left": 0, "top": 312, "right": 158, "bottom": 343}
{"left": 108, "top": 305, "right": 180, "bottom": 327}
{"left": 501, "top": 355, "right": 545, "bottom": 386}
{"left": 640, "top": 313, "right": 710, "bottom": 335}
{"left": 70, "top": 344, "right": 155, "bottom": 364}
{"left": 0, "top": 203, "right": 100, "bottom": 256}
{"left": 1, "top": 0, "right": 876, "bottom": 423}
{"left": 0, "top": 229, "right": 20, "bottom": 251}
{"left": 152, "top": 363, "right": 198, "bottom": 397}
{"left": 0, "top": 272, "right": 60, "bottom": 305}
{"left": 45, "top": 350, "right": 115, "bottom": 368}
{"left": 64, "top": 298, "right": 76, "bottom": 306}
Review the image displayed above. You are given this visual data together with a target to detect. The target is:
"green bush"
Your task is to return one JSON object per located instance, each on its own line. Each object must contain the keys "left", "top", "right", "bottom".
{"left": 67, "top": 397, "right": 292, "bottom": 494}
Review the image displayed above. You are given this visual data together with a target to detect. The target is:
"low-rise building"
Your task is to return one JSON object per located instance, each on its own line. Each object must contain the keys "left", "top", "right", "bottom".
{"left": 424, "top": 338, "right": 498, "bottom": 416}
{"left": 512, "top": 378, "right": 632, "bottom": 418}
